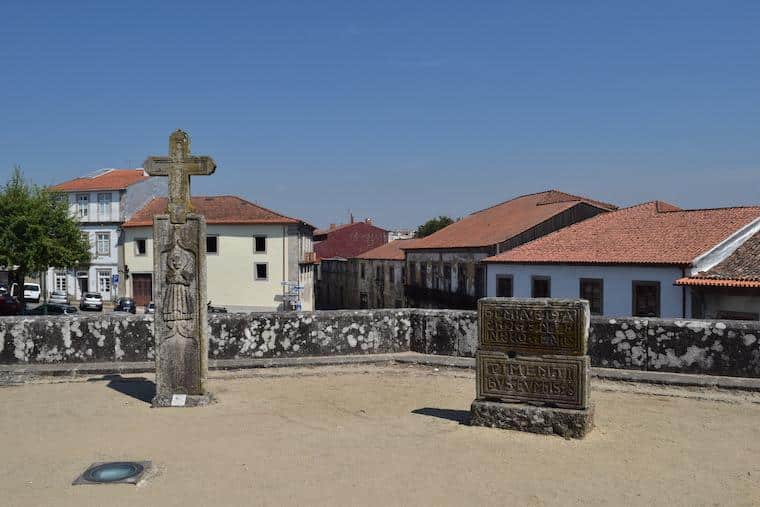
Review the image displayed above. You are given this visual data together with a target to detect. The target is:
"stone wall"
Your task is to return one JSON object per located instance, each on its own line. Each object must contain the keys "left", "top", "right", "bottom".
{"left": 2, "top": 310, "right": 760, "bottom": 378}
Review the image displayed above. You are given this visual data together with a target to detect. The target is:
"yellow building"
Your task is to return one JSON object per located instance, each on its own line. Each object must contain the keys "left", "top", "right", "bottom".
{"left": 122, "top": 195, "right": 316, "bottom": 312}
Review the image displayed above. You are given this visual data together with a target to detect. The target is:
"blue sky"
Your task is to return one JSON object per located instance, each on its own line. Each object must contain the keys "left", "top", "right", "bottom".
{"left": 1, "top": 1, "right": 759, "bottom": 230}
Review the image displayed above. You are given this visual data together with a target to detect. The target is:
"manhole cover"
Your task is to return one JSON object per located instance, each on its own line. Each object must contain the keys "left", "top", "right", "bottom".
{"left": 73, "top": 461, "right": 151, "bottom": 485}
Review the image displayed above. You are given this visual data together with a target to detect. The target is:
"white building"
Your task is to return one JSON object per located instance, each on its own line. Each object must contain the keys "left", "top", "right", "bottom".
{"left": 484, "top": 201, "right": 760, "bottom": 319}
{"left": 122, "top": 195, "right": 316, "bottom": 312}
{"left": 48, "top": 169, "right": 166, "bottom": 300}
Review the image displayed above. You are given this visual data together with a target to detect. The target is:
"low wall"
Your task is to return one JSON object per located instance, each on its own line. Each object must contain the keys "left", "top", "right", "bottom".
{"left": 1, "top": 310, "right": 759, "bottom": 378}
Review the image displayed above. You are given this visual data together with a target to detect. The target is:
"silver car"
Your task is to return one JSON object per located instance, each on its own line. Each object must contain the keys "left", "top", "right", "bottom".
{"left": 49, "top": 290, "right": 68, "bottom": 305}
{"left": 79, "top": 292, "right": 103, "bottom": 311}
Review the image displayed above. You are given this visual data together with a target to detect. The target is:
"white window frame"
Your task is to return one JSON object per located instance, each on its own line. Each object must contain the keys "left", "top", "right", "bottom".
{"left": 97, "top": 192, "right": 110, "bottom": 220}
{"left": 254, "top": 235, "right": 267, "bottom": 253}
{"left": 135, "top": 238, "right": 147, "bottom": 256}
{"left": 55, "top": 272, "right": 67, "bottom": 292}
{"left": 206, "top": 235, "right": 219, "bottom": 255}
{"left": 96, "top": 232, "right": 110, "bottom": 257}
{"left": 97, "top": 270, "right": 111, "bottom": 295}
{"left": 255, "top": 262, "right": 268, "bottom": 281}
{"left": 77, "top": 194, "right": 89, "bottom": 219}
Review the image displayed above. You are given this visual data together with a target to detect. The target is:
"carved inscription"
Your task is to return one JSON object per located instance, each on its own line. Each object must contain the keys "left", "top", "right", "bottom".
{"left": 477, "top": 351, "right": 589, "bottom": 409}
{"left": 478, "top": 298, "right": 588, "bottom": 356}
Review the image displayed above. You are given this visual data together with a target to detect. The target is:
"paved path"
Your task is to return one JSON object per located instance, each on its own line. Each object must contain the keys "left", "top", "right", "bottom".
{"left": 2, "top": 364, "right": 759, "bottom": 506}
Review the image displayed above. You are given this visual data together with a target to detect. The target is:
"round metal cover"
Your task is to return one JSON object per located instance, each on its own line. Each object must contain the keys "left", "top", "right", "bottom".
{"left": 83, "top": 462, "right": 144, "bottom": 483}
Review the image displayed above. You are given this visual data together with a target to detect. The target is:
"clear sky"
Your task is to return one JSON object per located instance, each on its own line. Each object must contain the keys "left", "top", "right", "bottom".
{"left": 1, "top": 1, "right": 759, "bottom": 230}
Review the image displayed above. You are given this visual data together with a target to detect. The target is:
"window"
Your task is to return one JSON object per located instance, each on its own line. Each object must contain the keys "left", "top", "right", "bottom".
{"left": 531, "top": 276, "right": 551, "bottom": 298}
{"left": 255, "top": 263, "right": 268, "bottom": 280}
{"left": 254, "top": 236, "right": 266, "bottom": 253}
{"left": 376, "top": 266, "right": 382, "bottom": 281}
{"left": 77, "top": 194, "right": 89, "bottom": 218}
{"left": 420, "top": 263, "right": 428, "bottom": 287}
{"left": 81, "top": 232, "right": 90, "bottom": 248}
{"left": 359, "top": 292, "right": 368, "bottom": 309}
{"left": 475, "top": 266, "right": 485, "bottom": 297}
{"left": 443, "top": 263, "right": 452, "bottom": 291}
{"left": 96, "top": 232, "right": 110, "bottom": 257}
{"left": 97, "top": 193, "right": 110, "bottom": 219}
{"left": 206, "top": 236, "right": 218, "bottom": 254}
{"left": 457, "top": 263, "right": 467, "bottom": 294}
{"left": 580, "top": 278, "right": 603, "bottom": 315}
{"left": 55, "top": 272, "right": 67, "bottom": 292}
{"left": 360, "top": 263, "right": 366, "bottom": 279}
{"left": 97, "top": 270, "right": 111, "bottom": 294}
{"left": 394, "top": 299, "right": 403, "bottom": 308}
{"left": 632, "top": 281, "right": 660, "bottom": 317}
{"left": 135, "top": 238, "right": 147, "bottom": 256}
{"left": 401, "top": 266, "right": 406, "bottom": 284}
{"left": 496, "top": 276, "right": 513, "bottom": 297}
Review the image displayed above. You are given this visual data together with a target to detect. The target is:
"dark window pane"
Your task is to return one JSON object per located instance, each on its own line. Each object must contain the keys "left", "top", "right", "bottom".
{"left": 532, "top": 277, "right": 550, "bottom": 298}
{"left": 633, "top": 282, "right": 660, "bottom": 317}
{"left": 255, "top": 263, "right": 268, "bottom": 280}
{"left": 206, "top": 236, "right": 218, "bottom": 254}
{"left": 580, "top": 279, "right": 603, "bottom": 315}
{"left": 254, "top": 236, "right": 266, "bottom": 252}
{"left": 496, "top": 276, "right": 513, "bottom": 297}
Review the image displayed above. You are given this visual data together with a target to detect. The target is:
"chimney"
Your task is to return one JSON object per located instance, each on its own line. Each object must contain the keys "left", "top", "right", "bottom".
{"left": 330, "top": 224, "right": 337, "bottom": 230}
{"left": 350, "top": 213, "right": 354, "bottom": 224}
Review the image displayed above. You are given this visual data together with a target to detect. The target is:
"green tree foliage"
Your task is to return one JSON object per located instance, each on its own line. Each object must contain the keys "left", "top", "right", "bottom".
{"left": 415, "top": 216, "right": 455, "bottom": 238}
{"left": 0, "top": 167, "right": 90, "bottom": 286}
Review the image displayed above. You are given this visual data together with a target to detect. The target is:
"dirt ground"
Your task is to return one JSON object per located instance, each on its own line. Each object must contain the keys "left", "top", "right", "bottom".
{"left": 2, "top": 364, "right": 759, "bottom": 507}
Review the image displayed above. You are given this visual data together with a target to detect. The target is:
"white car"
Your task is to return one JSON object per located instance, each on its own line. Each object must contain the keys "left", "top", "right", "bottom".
{"left": 23, "top": 283, "right": 41, "bottom": 303}
{"left": 49, "top": 290, "right": 68, "bottom": 304}
{"left": 79, "top": 292, "right": 103, "bottom": 311}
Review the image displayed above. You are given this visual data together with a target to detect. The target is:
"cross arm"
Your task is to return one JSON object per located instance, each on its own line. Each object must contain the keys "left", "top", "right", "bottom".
{"left": 143, "top": 156, "right": 171, "bottom": 176}
{"left": 186, "top": 156, "right": 217, "bottom": 176}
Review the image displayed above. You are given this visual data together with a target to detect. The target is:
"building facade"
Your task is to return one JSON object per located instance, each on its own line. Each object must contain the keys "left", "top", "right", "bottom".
{"left": 47, "top": 169, "right": 166, "bottom": 301}
{"left": 403, "top": 190, "right": 616, "bottom": 309}
{"left": 317, "top": 240, "right": 414, "bottom": 310}
{"left": 122, "top": 196, "right": 316, "bottom": 312}
{"left": 484, "top": 201, "right": 760, "bottom": 319}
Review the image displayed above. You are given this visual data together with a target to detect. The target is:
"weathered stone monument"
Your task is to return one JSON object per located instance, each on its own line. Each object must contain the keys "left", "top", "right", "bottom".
{"left": 144, "top": 129, "right": 216, "bottom": 407}
{"left": 470, "top": 298, "right": 594, "bottom": 438}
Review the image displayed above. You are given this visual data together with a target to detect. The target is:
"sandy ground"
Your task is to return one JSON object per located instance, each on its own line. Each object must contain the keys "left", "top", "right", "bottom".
{"left": 1, "top": 364, "right": 759, "bottom": 507}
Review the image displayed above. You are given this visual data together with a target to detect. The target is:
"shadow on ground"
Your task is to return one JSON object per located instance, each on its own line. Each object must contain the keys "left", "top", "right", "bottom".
{"left": 88, "top": 374, "right": 156, "bottom": 404}
{"left": 412, "top": 407, "right": 471, "bottom": 425}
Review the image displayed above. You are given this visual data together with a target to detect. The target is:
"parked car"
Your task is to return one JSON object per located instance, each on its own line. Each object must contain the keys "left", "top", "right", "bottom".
{"left": 49, "top": 290, "right": 68, "bottom": 305}
{"left": 23, "top": 283, "right": 41, "bottom": 303}
{"left": 79, "top": 292, "right": 103, "bottom": 311}
{"left": 114, "top": 297, "right": 137, "bottom": 314}
{"left": 26, "top": 303, "right": 78, "bottom": 316}
{"left": 145, "top": 301, "right": 155, "bottom": 314}
{"left": 0, "top": 284, "right": 7, "bottom": 295}
{"left": 0, "top": 295, "right": 22, "bottom": 316}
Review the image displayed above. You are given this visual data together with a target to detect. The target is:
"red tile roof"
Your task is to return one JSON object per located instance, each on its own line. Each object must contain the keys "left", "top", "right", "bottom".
{"left": 313, "top": 221, "right": 389, "bottom": 259}
{"left": 676, "top": 230, "right": 760, "bottom": 287}
{"left": 51, "top": 169, "right": 149, "bottom": 191}
{"left": 123, "top": 196, "right": 308, "bottom": 228}
{"left": 355, "top": 239, "right": 421, "bottom": 260}
{"left": 484, "top": 201, "right": 760, "bottom": 265}
{"left": 403, "top": 190, "right": 617, "bottom": 250}
{"left": 314, "top": 221, "right": 388, "bottom": 237}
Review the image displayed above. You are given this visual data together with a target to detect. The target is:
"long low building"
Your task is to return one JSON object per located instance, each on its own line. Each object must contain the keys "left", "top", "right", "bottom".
{"left": 122, "top": 195, "right": 317, "bottom": 312}
{"left": 483, "top": 201, "right": 760, "bottom": 319}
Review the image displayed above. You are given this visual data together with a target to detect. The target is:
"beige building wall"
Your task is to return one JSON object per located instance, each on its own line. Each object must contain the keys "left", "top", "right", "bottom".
{"left": 124, "top": 223, "right": 314, "bottom": 312}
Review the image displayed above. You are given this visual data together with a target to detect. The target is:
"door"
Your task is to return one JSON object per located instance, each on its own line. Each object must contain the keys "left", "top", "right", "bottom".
{"left": 132, "top": 274, "right": 153, "bottom": 306}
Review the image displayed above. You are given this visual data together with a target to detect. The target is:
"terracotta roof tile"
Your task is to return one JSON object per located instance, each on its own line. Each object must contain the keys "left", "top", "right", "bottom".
{"left": 51, "top": 169, "right": 149, "bottom": 191}
{"left": 123, "top": 196, "right": 308, "bottom": 228}
{"left": 355, "top": 239, "right": 421, "bottom": 260}
{"left": 676, "top": 230, "right": 760, "bottom": 286}
{"left": 314, "top": 221, "right": 388, "bottom": 237}
{"left": 484, "top": 202, "right": 760, "bottom": 265}
{"left": 405, "top": 189, "right": 617, "bottom": 250}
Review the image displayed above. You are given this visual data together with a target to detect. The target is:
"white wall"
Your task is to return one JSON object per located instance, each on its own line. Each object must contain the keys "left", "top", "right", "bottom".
{"left": 486, "top": 263, "right": 690, "bottom": 318}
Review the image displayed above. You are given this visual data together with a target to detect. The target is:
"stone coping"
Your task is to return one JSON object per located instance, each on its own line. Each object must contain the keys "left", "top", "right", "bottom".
{"left": 3, "top": 352, "right": 760, "bottom": 392}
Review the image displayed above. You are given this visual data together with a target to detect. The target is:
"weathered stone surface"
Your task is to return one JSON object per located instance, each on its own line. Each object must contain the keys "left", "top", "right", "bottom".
{"left": 470, "top": 399, "right": 595, "bottom": 439}
{"left": 589, "top": 317, "right": 648, "bottom": 369}
{"left": 476, "top": 351, "right": 590, "bottom": 409}
{"left": 412, "top": 309, "right": 478, "bottom": 356}
{"left": 478, "top": 298, "right": 589, "bottom": 356}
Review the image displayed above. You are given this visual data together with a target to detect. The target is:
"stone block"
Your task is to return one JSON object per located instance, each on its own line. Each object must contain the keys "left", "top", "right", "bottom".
{"left": 589, "top": 317, "right": 648, "bottom": 369}
{"left": 470, "top": 399, "right": 594, "bottom": 439}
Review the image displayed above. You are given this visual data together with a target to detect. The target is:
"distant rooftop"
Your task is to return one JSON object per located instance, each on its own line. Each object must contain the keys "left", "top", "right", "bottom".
{"left": 51, "top": 168, "right": 149, "bottom": 192}
{"left": 485, "top": 201, "right": 760, "bottom": 266}
{"left": 123, "top": 195, "right": 311, "bottom": 228}
{"left": 676, "top": 230, "right": 760, "bottom": 288}
{"left": 404, "top": 189, "right": 617, "bottom": 250}
{"left": 355, "top": 239, "right": 422, "bottom": 261}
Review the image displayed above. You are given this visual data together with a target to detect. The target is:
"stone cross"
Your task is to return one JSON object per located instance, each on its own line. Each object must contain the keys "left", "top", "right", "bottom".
{"left": 145, "top": 130, "right": 215, "bottom": 407}
{"left": 144, "top": 129, "right": 216, "bottom": 224}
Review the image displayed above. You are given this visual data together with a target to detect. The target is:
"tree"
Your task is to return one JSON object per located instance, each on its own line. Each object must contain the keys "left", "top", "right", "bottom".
{"left": 0, "top": 167, "right": 90, "bottom": 292}
{"left": 415, "top": 216, "right": 455, "bottom": 238}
